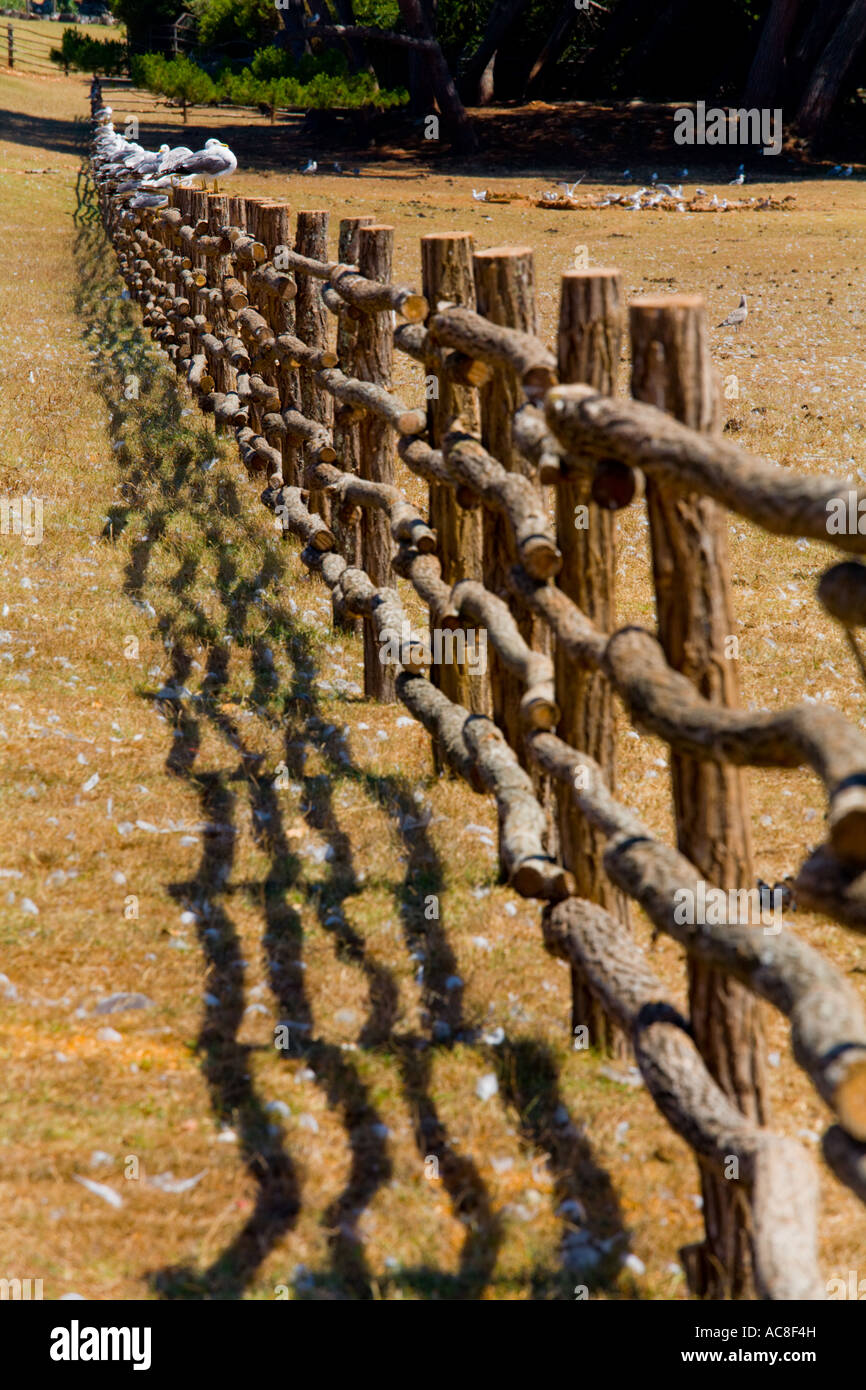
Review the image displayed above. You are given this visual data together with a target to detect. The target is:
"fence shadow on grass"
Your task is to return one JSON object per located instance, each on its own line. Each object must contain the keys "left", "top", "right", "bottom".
{"left": 72, "top": 175, "right": 627, "bottom": 1300}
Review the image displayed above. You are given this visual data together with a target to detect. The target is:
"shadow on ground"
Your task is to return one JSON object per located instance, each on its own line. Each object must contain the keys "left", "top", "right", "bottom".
{"left": 72, "top": 162, "right": 628, "bottom": 1300}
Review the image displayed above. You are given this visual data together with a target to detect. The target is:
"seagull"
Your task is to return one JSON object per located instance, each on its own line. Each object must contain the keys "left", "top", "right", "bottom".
{"left": 558, "top": 177, "right": 584, "bottom": 197}
{"left": 729, "top": 171, "right": 745, "bottom": 185}
{"left": 129, "top": 191, "right": 169, "bottom": 210}
{"left": 844, "top": 165, "right": 853, "bottom": 176}
{"left": 718, "top": 293, "right": 747, "bottom": 330}
{"left": 622, "top": 168, "right": 630, "bottom": 177}
{"left": 656, "top": 183, "right": 681, "bottom": 198}
{"left": 650, "top": 172, "right": 658, "bottom": 182}
{"left": 334, "top": 161, "right": 342, "bottom": 173}
{"left": 472, "top": 189, "right": 488, "bottom": 201}
{"left": 166, "top": 138, "right": 237, "bottom": 192}
{"left": 680, "top": 168, "right": 689, "bottom": 177}
{"left": 156, "top": 144, "right": 195, "bottom": 175}
{"left": 301, "top": 158, "right": 317, "bottom": 174}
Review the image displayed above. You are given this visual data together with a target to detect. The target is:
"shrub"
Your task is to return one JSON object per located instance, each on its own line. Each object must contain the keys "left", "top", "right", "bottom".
{"left": 50, "top": 28, "right": 128, "bottom": 76}
{"left": 132, "top": 53, "right": 218, "bottom": 121}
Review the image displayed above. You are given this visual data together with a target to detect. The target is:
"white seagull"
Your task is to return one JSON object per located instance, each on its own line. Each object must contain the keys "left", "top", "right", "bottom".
{"left": 301, "top": 158, "right": 317, "bottom": 174}
{"left": 718, "top": 293, "right": 747, "bottom": 330}
{"left": 729, "top": 171, "right": 745, "bottom": 185}
{"left": 167, "top": 139, "right": 237, "bottom": 192}
{"left": 472, "top": 188, "right": 488, "bottom": 201}
{"left": 558, "top": 177, "right": 584, "bottom": 197}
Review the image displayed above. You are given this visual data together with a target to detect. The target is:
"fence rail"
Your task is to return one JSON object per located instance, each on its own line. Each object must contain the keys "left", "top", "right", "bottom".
{"left": 91, "top": 130, "right": 866, "bottom": 1300}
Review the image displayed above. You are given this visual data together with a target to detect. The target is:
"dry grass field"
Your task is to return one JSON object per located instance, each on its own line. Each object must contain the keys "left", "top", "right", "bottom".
{"left": 1, "top": 64, "right": 866, "bottom": 1301}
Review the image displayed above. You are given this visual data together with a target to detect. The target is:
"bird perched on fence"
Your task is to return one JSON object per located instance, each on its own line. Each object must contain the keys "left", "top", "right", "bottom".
{"left": 164, "top": 139, "right": 237, "bottom": 192}
{"left": 718, "top": 293, "right": 747, "bottom": 330}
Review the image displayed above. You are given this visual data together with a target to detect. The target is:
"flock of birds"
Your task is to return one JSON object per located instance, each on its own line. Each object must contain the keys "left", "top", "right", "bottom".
{"left": 91, "top": 105, "right": 238, "bottom": 208}
{"left": 470, "top": 162, "right": 831, "bottom": 214}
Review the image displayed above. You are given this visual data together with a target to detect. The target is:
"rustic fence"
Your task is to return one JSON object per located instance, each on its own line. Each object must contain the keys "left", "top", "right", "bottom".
{"left": 91, "top": 129, "right": 866, "bottom": 1301}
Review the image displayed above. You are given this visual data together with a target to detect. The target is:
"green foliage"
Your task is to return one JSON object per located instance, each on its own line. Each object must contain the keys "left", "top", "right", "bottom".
{"left": 131, "top": 53, "right": 217, "bottom": 119}
{"left": 133, "top": 32, "right": 407, "bottom": 119}
{"left": 189, "top": 0, "right": 280, "bottom": 49}
{"left": 109, "top": 0, "right": 185, "bottom": 33}
{"left": 50, "top": 28, "right": 128, "bottom": 76}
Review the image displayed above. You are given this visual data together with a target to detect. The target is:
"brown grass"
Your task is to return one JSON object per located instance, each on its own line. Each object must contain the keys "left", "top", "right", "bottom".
{"left": 1, "top": 69, "right": 865, "bottom": 1301}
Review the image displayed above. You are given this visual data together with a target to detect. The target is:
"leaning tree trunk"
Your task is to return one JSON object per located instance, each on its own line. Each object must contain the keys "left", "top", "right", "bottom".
{"left": 277, "top": 0, "right": 311, "bottom": 60}
{"left": 743, "top": 0, "right": 803, "bottom": 108}
{"left": 788, "top": 0, "right": 850, "bottom": 101}
{"left": 456, "top": 0, "right": 533, "bottom": 104}
{"left": 795, "top": 0, "right": 866, "bottom": 136}
{"left": 396, "top": 0, "right": 477, "bottom": 150}
{"left": 523, "top": 0, "right": 578, "bottom": 99}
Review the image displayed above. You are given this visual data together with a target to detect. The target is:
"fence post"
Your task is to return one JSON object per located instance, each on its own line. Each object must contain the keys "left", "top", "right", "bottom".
{"left": 257, "top": 202, "right": 294, "bottom": 482}
{"left": 331, "top": 216, "right": 374, "bottom": 636}
{"left": 7, "top": 25, "right": 13, "bottom": 70}
{"left": 420, "top": 232, "right": 488, "bottom": 731}
{"left": 556, "top": 268, "right": 630, "bottom": 1058}
{"left": 206, "top": 193, "right": 235, "bottom": 402}
{"left": 294, "top": 209, "right": 331, "bottom": 520}
{"left": 630, "top": 294, "right": 765, "bottom": 1299}
{"left": 473, "top": 247, "right": 551, "bottom": 767}
{"left": 355, "top": 223, "right": 397, "bottom": 701}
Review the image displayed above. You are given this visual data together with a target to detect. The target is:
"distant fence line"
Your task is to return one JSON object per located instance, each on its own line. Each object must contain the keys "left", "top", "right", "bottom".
{"left": 91, "top": 122, "right": 866, "bottom": 1301}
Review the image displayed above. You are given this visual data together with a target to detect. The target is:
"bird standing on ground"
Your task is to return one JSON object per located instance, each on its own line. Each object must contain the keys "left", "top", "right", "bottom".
{"left": 301, "top": 158, "right": 317, "bottom": 174}
{"left": 729, "top": 171, "right": 745, "bottom": 185}
{"left": 718, "top": 293, "right": 748, "bottom": 330}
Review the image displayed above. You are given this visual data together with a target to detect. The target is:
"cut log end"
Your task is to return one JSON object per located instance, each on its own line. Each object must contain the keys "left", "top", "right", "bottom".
{"left": 523, "top": 365, "right": 558, "bottom": 403}
{"left": 511, "top": 857, "right": 575, "bottom": 901}
{"left": 310, "top": 527, "right": 336, "bottom": 552}
{"left": 521, "top": 692, "right": 561, "bottom": 730}
{"left": 520, "top": 535, "right": 563, "bottom": 580}
{"left": 397, "top": 408, "right": 427, "bottom": 436}
{"left": 833, "top": 1054, "right": 866, "bottom": 1142}
{"left": 401, "top": 292, "right": 429, "bottom": 323}
{"left": 829, "top": 787, "right": 866, "bottom": 863}
{"left": 592, "top": 458, "right": 643, "bottom": 511}
{"left": 817, "top": 561, "right": 866, "bottom": 630}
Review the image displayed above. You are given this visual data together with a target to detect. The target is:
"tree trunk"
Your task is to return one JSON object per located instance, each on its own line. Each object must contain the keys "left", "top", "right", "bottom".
{"left": 331, "top": 0, "right": 377, "bottom": 75}
{"left": 396, "top": 0, "right": 477, "bottom": 150}
{"left": 355, "top": 224, "right": 397, "bottom": 701}
{"left": 420, "top": 233, "right": 487, "bottom": 729}
{"left": 743, "top": 0, "right": 802, "bottom": 107}
{"left": 555, "top": 269, "right": 630, "bottom": 1058}
{"left": 795, "top": 0, "right": 866, "bottom": 136}
{"left": 456, "top": 0, "right": 532, "bottom": 103}
{"left": 630, "top": 295, "right": 767, "bottom": 1300}
{"left": 278, "top": 0, "right": 311, "bottom": 61}
{"left": 524, "top": 0, "right": 578, "bottom": 98}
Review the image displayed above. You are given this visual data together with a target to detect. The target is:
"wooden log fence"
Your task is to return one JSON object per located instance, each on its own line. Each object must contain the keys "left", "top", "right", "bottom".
{"left": 91, "top": 122, "right": 866, "bottom": 1301}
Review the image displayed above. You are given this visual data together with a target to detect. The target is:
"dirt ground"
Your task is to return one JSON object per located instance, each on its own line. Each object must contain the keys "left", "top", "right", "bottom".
{"left": 1, "top": 64, "right": 866, "bottom": 1301}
